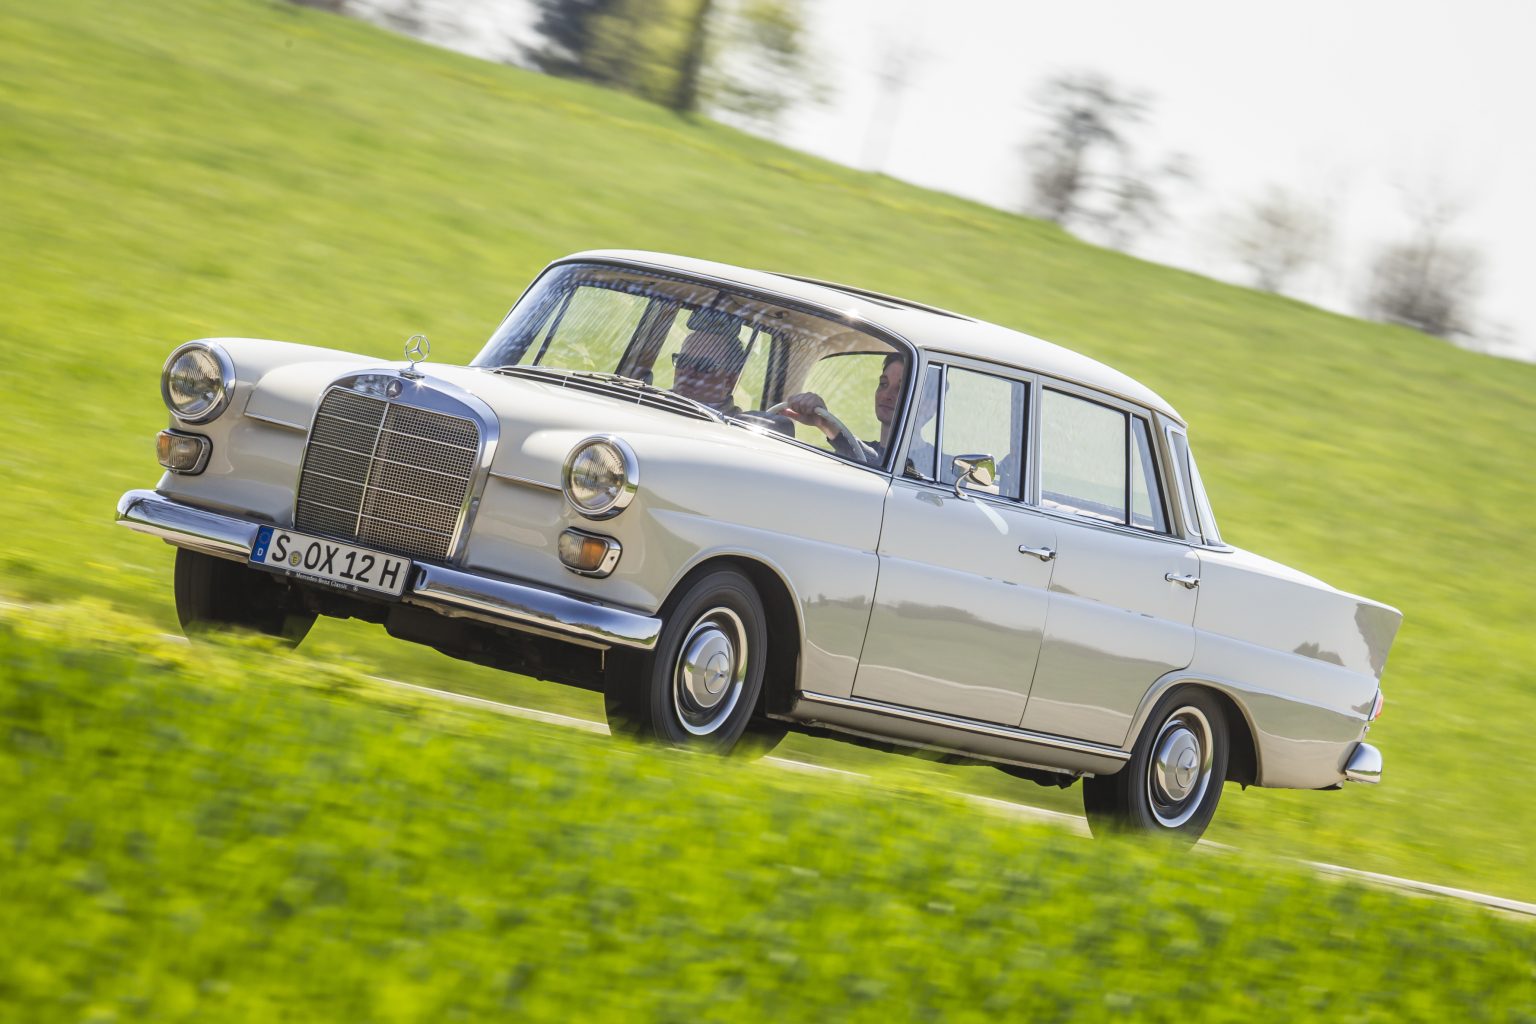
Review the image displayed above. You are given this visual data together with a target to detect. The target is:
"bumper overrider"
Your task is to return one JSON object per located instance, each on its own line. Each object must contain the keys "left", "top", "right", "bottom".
{"left": 1343, "top": 741, "right": 1383, "bottom": 784}
{"left": 115, "top": 489, "right": 660, "bottom": 651}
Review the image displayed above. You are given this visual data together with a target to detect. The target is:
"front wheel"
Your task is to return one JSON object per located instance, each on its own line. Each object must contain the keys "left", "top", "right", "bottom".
{"left": 1082, "top": 688, "right": 1228, "bottom": 842}
{"left": 604, "top": 568, "right": 769, "bottom": 753}
{"left": 174, "top": 549, "right": 316, "bottom": 645}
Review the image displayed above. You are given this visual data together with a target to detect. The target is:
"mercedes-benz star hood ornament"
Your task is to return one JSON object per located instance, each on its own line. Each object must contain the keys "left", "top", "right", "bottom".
{"left": 402, "top": 334, "right": 430, "bottom": 378}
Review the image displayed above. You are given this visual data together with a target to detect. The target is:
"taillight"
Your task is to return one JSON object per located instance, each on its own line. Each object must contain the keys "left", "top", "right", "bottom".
{"left": 1370, "top": 691, "right": 1385, "bottom": 721}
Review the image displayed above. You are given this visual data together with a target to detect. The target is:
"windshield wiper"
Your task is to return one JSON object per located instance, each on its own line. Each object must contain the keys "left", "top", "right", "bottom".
{"left": 496, "top": 366, "right": 727, "bottom": 424}
{"left": 563, "top": 371, "right": 727, "bottom": 423}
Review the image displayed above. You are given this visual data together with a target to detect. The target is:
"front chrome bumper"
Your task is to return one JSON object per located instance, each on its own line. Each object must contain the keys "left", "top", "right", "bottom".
{"left": 115, "top": 489, "right": 660, "bottom": 651}
{"left": 1343, "top": 742, "right": 1383, "bottom": 784}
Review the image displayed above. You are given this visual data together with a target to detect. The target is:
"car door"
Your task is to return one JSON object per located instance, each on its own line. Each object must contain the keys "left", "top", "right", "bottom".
{"left": 851, "top": 361, "right": 1058, "bottom": 725}
{"left": 1016, "top": 385, "right": 1199, "bottom": 746}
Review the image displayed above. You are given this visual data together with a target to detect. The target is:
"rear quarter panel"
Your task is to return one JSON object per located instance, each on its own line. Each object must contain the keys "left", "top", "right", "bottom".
{"left": 1171, "top": 546, "right": 1401, "bottom": 788}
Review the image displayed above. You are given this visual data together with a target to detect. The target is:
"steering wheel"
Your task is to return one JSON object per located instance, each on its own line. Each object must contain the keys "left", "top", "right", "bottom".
{"left": 765, "top": 400, "right": 857, "bottom": 450}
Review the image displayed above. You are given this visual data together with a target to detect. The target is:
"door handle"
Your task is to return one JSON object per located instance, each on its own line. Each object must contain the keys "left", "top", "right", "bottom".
{"left": 1165, "top": 572, "right": 1200, "bottom": 589}
{"left": 1018, "top": 545, "right": 1056, "bottom": 562}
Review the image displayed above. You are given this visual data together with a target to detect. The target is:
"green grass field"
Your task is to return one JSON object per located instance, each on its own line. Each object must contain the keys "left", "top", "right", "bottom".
{"left": 2, "top": 0, "right": 1536, "bottom": 1008}
{"left": 4, "top": 604, "right": 1534, "bottom": 1020}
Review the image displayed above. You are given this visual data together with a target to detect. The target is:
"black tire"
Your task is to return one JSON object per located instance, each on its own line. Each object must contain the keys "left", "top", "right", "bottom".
{"left": 173, "top": 549, "right": 316, "bottom": 645}
{"left": 1081, "top": 687, "right": 1229, "bottom": 843}
{"left": 603, "top": 568, "right": 769, "bottom": 753}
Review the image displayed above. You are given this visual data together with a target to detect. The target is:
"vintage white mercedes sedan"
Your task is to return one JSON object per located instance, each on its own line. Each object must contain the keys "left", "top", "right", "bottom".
{"left": 117, "top": 250, "right": 1399, "bottom": 840}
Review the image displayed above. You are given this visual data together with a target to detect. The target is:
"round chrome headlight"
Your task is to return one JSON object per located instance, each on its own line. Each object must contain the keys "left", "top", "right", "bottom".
{"left": 562, "top": 436, "right": 637, "bottom": 519}
{"left": 161, "top": 342, "right": 234, "bottom": 423}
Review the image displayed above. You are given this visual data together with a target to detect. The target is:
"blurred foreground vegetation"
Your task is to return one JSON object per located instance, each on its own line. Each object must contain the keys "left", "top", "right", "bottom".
{"left": 0, "top": 0, "right": 1534, "bottom": 930}
{"left": 3, "top": 604, "right": 1533, "bottom": 1019}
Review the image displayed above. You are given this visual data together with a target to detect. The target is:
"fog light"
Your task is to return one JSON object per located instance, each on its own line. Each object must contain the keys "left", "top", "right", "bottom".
{"left": 157, "top": 430, "right": 211, "bottom": 475}
{"left": 558, "top": 529, "right": 621, "bottom": 577}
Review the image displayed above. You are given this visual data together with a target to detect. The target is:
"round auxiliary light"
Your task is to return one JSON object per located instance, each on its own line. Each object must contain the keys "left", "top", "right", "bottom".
{"left": 562, "top": 436, "right": 638, "bottom": 519}
{"left": 161, "top": 342, "right": 235, "bottom": 423}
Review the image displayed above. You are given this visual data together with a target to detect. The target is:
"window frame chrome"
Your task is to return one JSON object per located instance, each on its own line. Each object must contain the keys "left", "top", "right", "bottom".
{"left": 1032, "top": 374, "right": 1180, "bottom": 541}
{"left": 890, "top": 355, "right": 1198, "bottom": 548}
{"left": 891, "top": 352, "right": 1036, "bottom": 506}
{"left": 1160, "top": 420, "right": 1229, "bottom": 550}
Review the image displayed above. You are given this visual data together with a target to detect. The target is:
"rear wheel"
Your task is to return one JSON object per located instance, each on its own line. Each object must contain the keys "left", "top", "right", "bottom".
{"left": 174, "top": 549, "right": 315, "bottom": 645}
{"left": 604, "top": 568, "right": 771, "bottom": 753}
{"left": 1082, "top": 688, "right": 1228, "bottom": 842}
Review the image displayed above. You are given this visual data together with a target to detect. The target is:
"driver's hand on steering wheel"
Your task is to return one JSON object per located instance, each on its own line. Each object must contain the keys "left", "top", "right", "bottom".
{"left": 780, "top": 392, "right": 836, "bottom": 436}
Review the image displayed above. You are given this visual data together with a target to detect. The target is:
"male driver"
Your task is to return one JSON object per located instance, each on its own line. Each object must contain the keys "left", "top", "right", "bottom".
{"left": 780, "top": 353, "right": 908, "bottom": 465}
{"left": 669, "top": 328, "right": 748, "bottom": 416}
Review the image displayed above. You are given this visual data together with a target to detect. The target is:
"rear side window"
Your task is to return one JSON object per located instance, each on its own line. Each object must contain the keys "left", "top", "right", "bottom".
{"left": 1040, "top": 390, "right": 1128, "bottom": 524}
{"left": 1040, "top": 389, "right": 1169, "bottom": 533}
{"left": 1167, "top": 428, "right": 1221, "bottom": 545}
{"left": 1130, "top": 418, "right": 1168, "bottom": 533}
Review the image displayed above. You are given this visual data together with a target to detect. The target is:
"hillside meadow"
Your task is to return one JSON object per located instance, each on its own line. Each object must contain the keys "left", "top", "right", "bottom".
{"left": 1, "top": 0, "right": 1534, "bottom": 928}
{"left": 3, "top": 603, "right": 1534, "bottom": 1019}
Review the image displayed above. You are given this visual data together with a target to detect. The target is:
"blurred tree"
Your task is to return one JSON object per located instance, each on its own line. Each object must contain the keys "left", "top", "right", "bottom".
{"left": 525, "top": 0, "right": 818, "bottom": 123}
{"left": 580, "top": 2, "right": 691, "bottom": 105}
{"left": 671, "top": 0, "right": 716, "bottom": 114}
{"left": 1224, "top": 186, "right": 1332, "bottom": 293}
{"left": 1023, "top": 72, "right": 1147, "bottom": 226}
{"left": 526, "top": 0, "right": 628, "bottom": 82}
{"left": 1362, "top": 193, "right": 1483, "bottom": 339}
{"left": 1095, "top": 153, "right": 1194, "bottom": 250}
{"left": 705, "top": 0, "right": 823, "bottom": 128}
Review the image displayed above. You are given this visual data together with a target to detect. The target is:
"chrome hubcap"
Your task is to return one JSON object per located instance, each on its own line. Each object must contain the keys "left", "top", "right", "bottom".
{"left": 1147, "top": 707, "right": 1213, "bottom": 828}
{"left": 672, "top": 606, "right": 747, "bottom": 736}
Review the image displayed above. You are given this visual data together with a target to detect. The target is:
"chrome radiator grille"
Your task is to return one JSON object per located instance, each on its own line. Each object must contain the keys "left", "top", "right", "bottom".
{"left": 294, "top": 388, "right": 480, "bottom": 562}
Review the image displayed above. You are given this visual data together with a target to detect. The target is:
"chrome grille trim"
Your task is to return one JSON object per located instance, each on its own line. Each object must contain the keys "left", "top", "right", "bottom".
{"left": 293, "top": 382, "right": 486, "bottom": 563}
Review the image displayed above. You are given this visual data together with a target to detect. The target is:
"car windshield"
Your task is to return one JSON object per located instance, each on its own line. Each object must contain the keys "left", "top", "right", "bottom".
{"left": 474, "top": 262, "right": 912, "bottom": 469}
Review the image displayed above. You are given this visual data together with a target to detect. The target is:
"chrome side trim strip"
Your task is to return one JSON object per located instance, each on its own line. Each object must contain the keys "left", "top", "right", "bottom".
{"left": 489, "top": 470, "right": 562, "bottom": 493}
{"left": 116, "top": 489, "right": 259, "bottom": 560}
{"left": 1343, "top": 742, "right": 1382, "bottom": 784}
{"left": 797, "top": 691, "right": 1132, "bottom": 761}
{"left": 243, "top": 411, "right": 308, "bottom": 432}
{"left": 115, "top": 490, "right": 660, "bottom": 651}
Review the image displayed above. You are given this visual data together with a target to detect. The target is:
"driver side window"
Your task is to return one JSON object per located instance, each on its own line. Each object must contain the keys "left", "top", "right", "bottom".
{"left": 936, "top": 367, "right": 1027, "bottom": 500}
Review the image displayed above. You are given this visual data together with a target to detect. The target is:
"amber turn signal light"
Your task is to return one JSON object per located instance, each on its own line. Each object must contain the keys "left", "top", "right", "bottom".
{"left": 156, "top": 430, "right": 211, "bottom": 475}
{"left": 558, "top": 529, "right": 621, "bottom": 577}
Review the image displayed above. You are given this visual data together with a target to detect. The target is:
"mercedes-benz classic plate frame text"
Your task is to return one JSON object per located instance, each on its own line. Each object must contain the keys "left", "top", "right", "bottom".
{"left": 115, "top": 249, "right": 1400, "bottom": 843}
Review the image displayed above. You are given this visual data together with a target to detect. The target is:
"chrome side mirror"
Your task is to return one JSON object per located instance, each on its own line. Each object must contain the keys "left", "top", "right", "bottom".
{"left": 951, "top": 453, "right": 996, "bottom": 501}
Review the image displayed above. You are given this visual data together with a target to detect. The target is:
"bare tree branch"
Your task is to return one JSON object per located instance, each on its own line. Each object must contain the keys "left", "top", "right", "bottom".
{"left": 1223, "top": 186, "right": 1332, "bottom": 293}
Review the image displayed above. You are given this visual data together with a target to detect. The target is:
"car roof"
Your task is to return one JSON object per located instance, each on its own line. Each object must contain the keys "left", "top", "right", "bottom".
{"left": 565, "top": 249, "right": 1182, "bottom": 422}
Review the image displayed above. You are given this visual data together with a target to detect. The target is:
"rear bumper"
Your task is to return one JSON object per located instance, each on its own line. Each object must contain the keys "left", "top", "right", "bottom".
{"left": 115, "top": 489, "right": 660, "bottom": 651}
{"left": 1343, "top": 741, "right": 1383, "bottom": 784}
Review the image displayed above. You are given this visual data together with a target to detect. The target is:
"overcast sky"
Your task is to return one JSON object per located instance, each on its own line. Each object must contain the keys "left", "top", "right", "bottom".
{"left": 777, "top": 0, "right": 1536, "bottom": 361}
{"left": 404, "top": 0, "right": 1536, "bottom": 361}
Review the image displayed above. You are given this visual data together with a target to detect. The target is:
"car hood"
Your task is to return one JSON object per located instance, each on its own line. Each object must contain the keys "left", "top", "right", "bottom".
{"left": 244, "top": 357, "right": 853, "bottom": 487}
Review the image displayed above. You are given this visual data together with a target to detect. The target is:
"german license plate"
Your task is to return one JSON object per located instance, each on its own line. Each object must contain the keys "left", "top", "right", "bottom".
{"left": 250, "top": 526, "right": 410, "bottom": 598}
